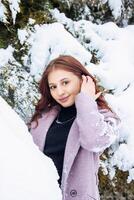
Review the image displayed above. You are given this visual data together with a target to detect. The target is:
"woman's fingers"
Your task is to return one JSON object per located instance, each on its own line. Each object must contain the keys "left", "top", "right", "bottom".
{"left": 82, "top": 75, "right": 93, "bottom": 84}
{"left": 82, "top": 75, "right": 87, "bottom": 83}
{"left": 81, "top": 75, "right": 95, "bottom": 97}
{"left": 81, "top": 75, "right": 102, "bottom": 100}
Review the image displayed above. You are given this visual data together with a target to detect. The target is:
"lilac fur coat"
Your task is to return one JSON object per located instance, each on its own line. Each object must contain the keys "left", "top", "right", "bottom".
{"left": 30, "top": 92, "right": 119, "bottom": 200}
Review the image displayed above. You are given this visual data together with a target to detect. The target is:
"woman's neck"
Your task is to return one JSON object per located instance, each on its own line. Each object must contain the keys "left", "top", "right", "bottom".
{"left": 58, "top": 104, "right": 76, "bottom": 121}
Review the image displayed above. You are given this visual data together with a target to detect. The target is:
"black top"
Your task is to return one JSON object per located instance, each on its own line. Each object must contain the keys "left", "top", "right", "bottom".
{"left": 43, "top": 104, "right": 76, "bottom": 185}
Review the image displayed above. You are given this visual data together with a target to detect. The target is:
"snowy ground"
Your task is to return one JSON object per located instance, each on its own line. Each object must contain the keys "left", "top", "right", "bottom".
{"left": 0, "top": 96, "right": 62, "bottom": 200}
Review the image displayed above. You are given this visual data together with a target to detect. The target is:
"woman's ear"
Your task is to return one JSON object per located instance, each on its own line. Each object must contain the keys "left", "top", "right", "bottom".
{"left": 80, "top": 77, "right": 83, "bottom": 83}
{"left": 79, "top": 76, "right": 83, "bottom": 86}
{"left": 78, "top": 76, "right": 83, "bottom": 93}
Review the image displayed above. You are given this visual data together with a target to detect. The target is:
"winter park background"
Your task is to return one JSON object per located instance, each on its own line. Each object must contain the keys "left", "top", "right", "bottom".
{"left": 0, "top": 0, "right": 134, "bottom": 199}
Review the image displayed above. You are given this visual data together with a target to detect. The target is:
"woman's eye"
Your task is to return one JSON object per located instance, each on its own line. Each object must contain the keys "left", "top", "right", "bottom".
{"left": 49, "top": 86, "right": 56, "bottom": 90}
{"left": 63, "top": 81, "right": 69, "bottom": 85}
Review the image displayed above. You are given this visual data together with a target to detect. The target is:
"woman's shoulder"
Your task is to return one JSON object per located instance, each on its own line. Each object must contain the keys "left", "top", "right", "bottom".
{"left": 30, "top": 105, "right": 60, "bottom": 129}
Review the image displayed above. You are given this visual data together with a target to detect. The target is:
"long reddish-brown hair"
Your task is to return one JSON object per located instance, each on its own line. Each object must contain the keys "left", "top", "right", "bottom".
{"left": 30, "top": 55, "right": 113, "bottom": 125}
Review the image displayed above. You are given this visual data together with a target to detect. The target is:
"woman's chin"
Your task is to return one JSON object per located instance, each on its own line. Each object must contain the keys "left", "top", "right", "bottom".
{"left": 59, "top": 100, "right": 74, "bottom": 108}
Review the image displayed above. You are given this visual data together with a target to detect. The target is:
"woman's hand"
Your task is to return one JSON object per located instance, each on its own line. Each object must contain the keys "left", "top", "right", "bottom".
{"left": 81, "top": 75, "right": 101, "bottom": 100}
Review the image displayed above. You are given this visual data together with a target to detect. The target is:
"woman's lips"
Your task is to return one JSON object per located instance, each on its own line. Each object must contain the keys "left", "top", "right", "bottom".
{"left": 59, "top": 96, "right": 69, "bottom": 103}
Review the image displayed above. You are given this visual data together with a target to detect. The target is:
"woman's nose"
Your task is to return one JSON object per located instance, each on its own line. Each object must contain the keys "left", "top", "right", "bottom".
{"left": 56, "top": 86, "right": 65, "bottom": 96}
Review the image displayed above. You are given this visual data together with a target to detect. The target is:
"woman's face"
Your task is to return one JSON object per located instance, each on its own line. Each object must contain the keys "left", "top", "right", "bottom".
{"left": 48, "top": 68, "right": 82, "bottom": 107}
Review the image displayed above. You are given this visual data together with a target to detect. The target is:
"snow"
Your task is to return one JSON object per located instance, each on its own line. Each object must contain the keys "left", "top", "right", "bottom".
{"left": 0, "top": 46, "right": 14, "bottom": 67}
{"left": 8, "top": 0, "right": 20, "bottom": 24}
{"left": 0, "top": 0, "right": 21, "bottom": 24}
{"left": 0, "top": 1, "right": 7, "bottom": 23}
{"left": 23, "top": 22, "right": 91, "bottom": 79}
{"left": 107, "top": 0, "right": 123, "bottom": 19}
{"left": 0, "top": 96, "right": 62, "bottom": 200}
{"left": 18, "top": 29, "right": 29, "bottom": 45}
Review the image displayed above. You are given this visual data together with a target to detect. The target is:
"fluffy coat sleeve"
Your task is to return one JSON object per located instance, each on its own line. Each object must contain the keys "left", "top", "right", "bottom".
{"left": 75, "top": 92, "right": 120, "bottom": 153}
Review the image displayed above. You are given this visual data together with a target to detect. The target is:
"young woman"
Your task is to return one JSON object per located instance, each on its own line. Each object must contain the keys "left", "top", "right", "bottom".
{"left": 30, "top": 55, "right": 119, "bottom": 200}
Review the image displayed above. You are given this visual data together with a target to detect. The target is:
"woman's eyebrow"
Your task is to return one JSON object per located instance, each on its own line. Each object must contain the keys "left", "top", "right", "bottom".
{"left": 49, "top": 78, "right": 69, "bottom": 85}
